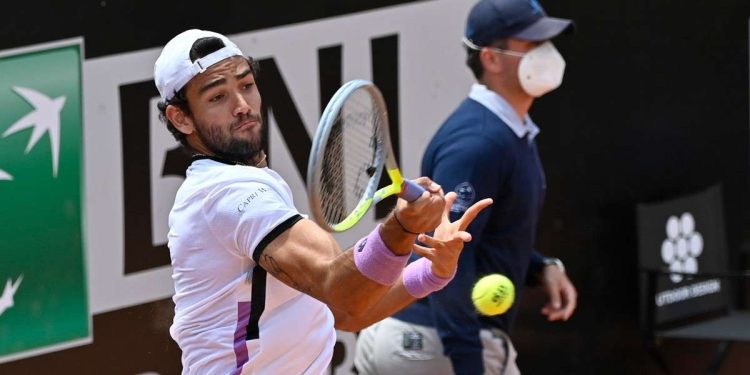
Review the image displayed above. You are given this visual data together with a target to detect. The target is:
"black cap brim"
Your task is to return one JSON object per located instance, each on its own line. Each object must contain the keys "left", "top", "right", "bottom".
{"left": 513, "top": 17, "right": 574, "bottom": 41}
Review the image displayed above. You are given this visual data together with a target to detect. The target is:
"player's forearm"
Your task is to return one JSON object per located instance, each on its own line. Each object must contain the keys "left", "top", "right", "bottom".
{"left": 316, "top": 217, "right": 418, "bottom": 314}
{"left": 317, "top": 248, "right": 397, "bottom": 315}
{"left": 334, "top": 256, "right": 455, "bottom": 331}
{"left": 333, "top": 275, "right": 416, "bottom": 332}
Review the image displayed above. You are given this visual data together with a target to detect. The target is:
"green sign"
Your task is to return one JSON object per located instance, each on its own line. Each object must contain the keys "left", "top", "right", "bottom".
{"left": 0, "top": 40, "right": 89, "bottom": 362}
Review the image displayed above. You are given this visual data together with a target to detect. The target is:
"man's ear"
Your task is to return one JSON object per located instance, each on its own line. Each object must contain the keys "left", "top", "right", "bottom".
{"left": 480, "top": 48, "right": 504, "bottom": 75}
{"left": 166, "top": 104, "right": 195, "bottom": 135}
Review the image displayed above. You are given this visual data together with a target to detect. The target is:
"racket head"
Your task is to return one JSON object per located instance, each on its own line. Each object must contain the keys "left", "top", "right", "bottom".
{"left": 307, "top": 80, "right": 390, "bottom": 232}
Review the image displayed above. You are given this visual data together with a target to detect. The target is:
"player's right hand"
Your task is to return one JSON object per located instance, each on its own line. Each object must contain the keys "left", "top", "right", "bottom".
{"left": 393, "top": 177, "right": 445, "bottom": 234}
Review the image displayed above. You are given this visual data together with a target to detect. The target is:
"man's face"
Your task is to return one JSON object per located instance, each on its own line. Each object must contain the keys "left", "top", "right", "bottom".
{"left": 183, "top": 56, "right": 264, "bottom": 161}
{"left": 495, "top": 38, "right": 543, "bottom": 92}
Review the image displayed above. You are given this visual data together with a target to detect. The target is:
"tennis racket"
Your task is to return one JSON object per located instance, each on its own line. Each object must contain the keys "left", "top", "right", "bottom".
{"left": 307, "top": 79, "right": 425, "bottom": 232}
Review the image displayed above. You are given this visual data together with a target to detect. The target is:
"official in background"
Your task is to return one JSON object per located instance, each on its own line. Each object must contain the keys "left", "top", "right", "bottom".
{"left": 355, "top": 0, "right": 578, "bottom": 374}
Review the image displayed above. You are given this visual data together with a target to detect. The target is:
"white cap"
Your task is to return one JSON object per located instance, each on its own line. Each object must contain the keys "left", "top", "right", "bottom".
{"left": 154, "top": 29, "right": 244, "bottom": 102}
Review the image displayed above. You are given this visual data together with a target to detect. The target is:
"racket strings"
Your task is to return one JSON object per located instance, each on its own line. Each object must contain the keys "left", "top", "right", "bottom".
{"left": 318, "top": 88, "right": 385, "bottom": 225}
{"left": 320, "top": 121, "right": 347, "bottom": 224}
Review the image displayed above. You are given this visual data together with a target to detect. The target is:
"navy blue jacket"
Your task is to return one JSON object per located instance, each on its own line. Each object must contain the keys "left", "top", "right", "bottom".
{"left": 393, "top": 98, "right": 548, "bottom": 375}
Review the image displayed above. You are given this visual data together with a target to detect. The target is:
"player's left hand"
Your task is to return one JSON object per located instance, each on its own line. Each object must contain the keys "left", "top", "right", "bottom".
{"left": 412, "top": 192, "right": 493, "bottom": 278}
{"left": 540, "top": 264, "right": 577, "bottom": 321}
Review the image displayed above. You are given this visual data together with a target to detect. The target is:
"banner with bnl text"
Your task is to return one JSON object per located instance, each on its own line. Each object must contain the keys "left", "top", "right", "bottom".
{"left": 0, "top": 39, "right": 90, "bottom": 363}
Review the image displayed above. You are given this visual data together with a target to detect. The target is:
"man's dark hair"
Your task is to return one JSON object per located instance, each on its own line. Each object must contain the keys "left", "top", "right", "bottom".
{"left": 466, "top": 38, "right": 507, "bottom": 80}
{"left": 157, "top": 37, "right": 259, "bottom": 151}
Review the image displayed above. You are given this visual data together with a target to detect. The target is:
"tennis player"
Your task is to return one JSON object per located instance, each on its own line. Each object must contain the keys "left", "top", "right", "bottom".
{"left": 154, "top": 29, "right": 492, "bottom": 374}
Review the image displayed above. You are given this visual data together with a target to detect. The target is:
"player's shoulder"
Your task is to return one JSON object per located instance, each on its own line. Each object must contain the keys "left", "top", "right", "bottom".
{"left": 185, "top": 160, "right": 287, "bottom": 196}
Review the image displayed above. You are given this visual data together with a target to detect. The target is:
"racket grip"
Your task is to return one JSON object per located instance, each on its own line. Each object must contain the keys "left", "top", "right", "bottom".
{"left": 400, "top": 180, "right": 426, "bottom": 202}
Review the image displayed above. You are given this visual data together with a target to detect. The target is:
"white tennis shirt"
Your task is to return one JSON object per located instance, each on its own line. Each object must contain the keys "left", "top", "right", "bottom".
{"left": 168, "top": 157, "right": 335, "bottom": 374}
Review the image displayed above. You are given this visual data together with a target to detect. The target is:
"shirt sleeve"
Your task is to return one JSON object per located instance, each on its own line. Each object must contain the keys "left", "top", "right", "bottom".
{"left": 201, "top": 180, "right": 301, "bottom": 260}
{"left": 424, "top": 135, "right": 507, "bottom": 375}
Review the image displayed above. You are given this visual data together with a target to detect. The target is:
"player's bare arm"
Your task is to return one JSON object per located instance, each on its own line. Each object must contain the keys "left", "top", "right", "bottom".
{"left": 259, "top": 179, "right": 444, "bottom": 318}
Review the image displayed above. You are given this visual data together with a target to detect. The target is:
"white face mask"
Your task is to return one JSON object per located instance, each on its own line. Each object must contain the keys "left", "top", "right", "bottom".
{"left": 517, "top": 41, "right": 566, "bottom": 97}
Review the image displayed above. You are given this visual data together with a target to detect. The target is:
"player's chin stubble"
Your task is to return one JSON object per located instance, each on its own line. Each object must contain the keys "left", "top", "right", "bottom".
{"left": 196, "top": 115, "right": 264, "bottom": 163}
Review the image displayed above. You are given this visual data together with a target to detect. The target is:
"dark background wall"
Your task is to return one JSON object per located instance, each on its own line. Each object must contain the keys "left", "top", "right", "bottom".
{"left": 1, "top": 0, "right": 749, "bottom": 374}
{"left": 519, "top": 0, "right": 750, "bottom": 373}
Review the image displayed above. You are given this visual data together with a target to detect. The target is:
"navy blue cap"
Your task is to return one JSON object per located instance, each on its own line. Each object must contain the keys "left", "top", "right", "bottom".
{"left": 465, "top": 0, "right": 574, "bottom": 46}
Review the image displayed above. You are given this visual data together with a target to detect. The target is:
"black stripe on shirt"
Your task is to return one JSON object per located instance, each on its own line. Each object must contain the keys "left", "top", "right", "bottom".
{"left": 252, "top": 214, "right": 303, "bottom": 263}
{"left": 246, "top": 265, "right": 267, "bottom": 340}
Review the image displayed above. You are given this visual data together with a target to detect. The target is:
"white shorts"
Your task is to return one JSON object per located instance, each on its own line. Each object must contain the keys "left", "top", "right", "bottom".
{"left": 354, "top": 317, "right": 520, "bottom": 375}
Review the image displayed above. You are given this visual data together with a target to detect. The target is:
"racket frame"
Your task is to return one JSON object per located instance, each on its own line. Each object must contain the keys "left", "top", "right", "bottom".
{"left": 307, "top": 79, "right": 407, "bottom": 232}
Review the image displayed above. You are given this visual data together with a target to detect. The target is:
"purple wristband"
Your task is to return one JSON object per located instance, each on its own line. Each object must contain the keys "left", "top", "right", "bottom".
{"left": 353, "top": 224, "right": 410, "bottom": 285}
{"left": 403, "top": 258, "right": 454, "bottom": 298}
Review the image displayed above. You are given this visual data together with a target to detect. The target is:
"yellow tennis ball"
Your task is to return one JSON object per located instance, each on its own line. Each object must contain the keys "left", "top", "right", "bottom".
{"left": 472, "top": 274, "right": 515, "bottom": 316}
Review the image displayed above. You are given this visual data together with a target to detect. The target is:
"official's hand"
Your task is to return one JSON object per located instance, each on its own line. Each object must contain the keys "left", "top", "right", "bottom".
{"left": 540, "top": 264, "right": 577, "bottom": 321}
{"left": 412, "top": 192, "right": 493, "bottom": 278}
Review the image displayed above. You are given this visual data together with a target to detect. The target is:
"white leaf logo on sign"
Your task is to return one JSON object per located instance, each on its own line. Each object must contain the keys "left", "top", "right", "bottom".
{"left": 661, "top": 213, "right": 703, "bottom": 283}
{"left": 2, "top": 86, "right": 66, "bottom": 178}
{"left": 0, "top": 275, "right": 23, "bottom": 317}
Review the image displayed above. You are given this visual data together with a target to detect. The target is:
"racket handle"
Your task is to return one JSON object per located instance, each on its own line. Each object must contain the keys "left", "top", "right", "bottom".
{"left": 400, "top": 180, "right": 426, "bottom": 202}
